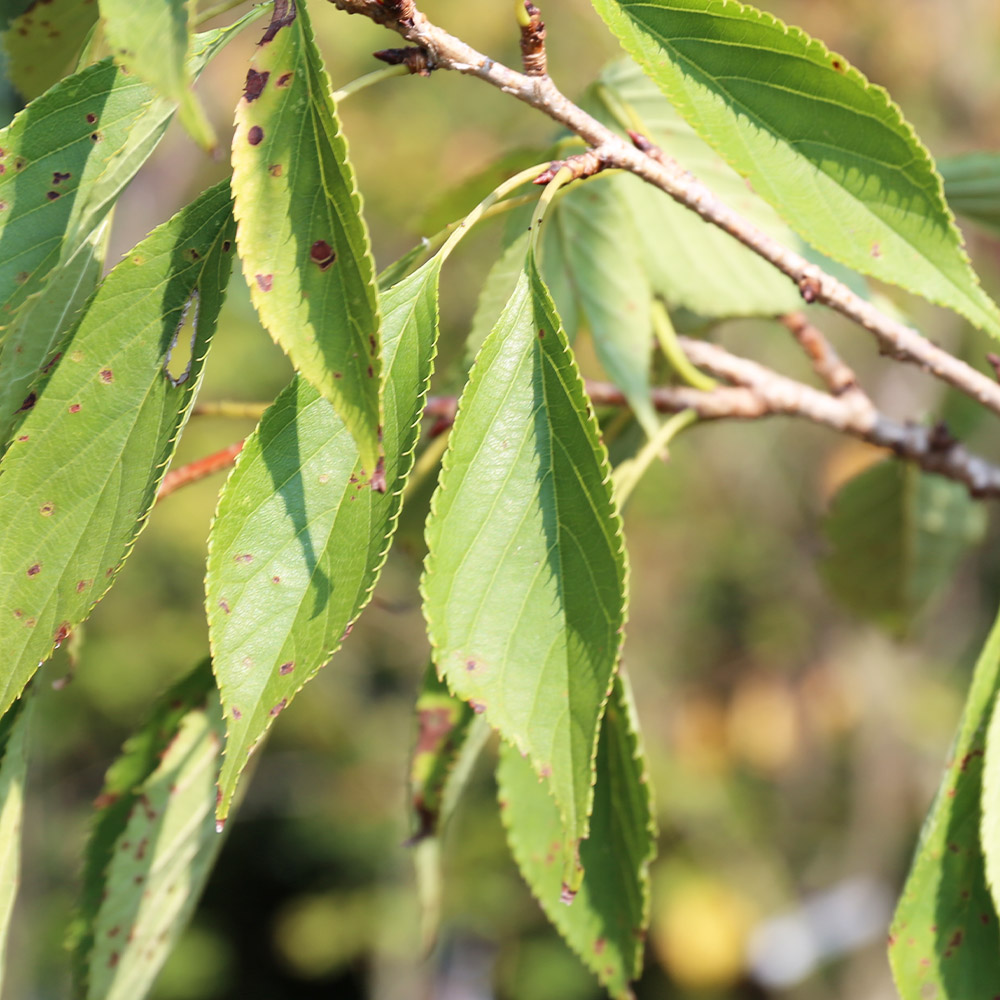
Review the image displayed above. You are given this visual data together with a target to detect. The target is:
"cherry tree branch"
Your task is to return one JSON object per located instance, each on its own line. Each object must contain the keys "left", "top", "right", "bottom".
{"left": 326, "top": 0, "right": 1000, "bottom": 416}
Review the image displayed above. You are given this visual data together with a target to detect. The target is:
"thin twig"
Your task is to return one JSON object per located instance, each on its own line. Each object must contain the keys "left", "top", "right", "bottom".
{"left": 157, "top": 441, "right": 245, "bottom": 501}
{"left": 325, "top": 0, "right": 1000, "bottom": 416}
{"left": 781, "top": 312, "right": 860, "bottom": 397}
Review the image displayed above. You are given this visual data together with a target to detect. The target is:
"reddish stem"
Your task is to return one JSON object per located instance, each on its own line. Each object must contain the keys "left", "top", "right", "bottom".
{"left": 157, "top": 440, "right": 245, "bottom": 501}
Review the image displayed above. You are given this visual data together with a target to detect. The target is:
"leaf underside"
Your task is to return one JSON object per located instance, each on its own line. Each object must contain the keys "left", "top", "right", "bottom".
{"left": 207, "top": 255, "right": 443, "bottom": 820}
{"left": 0, "top": 180, "right": 235, "bottom": 716}
{"left": 589, "top": 0, "right": 1000, "bottom": 336}
{"left": 422, "top": 251, "right": 627, "bottom": 881}
{"left": 72, "top": 662, "right": 226, "bottom": 1000}
{"left": 499, "top": 673, "right": 655, "bottom": 1000}
{"left": 820, "top": 460, "right": 986, "bottom": 635}
{"left": 890, "top": 614, "right": 1000, "bottom": 998}
{"left": 231, "top": 0, "right": 382, "bottom": 472}
{"left": 940, "top": 152, "right": 1000, "bottom": 239}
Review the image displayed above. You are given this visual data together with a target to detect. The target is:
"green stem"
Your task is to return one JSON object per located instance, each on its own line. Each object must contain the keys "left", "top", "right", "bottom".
{"left": 193, "top": 401, "right": 270, "bottom": 419}
{"left": 438, "top": 163, "right": 551, "bottom": 262}
{"left": 194, "top": 0, "right": 253, "bottom": 27}
{"left": 530, "top": 165, "right": 573, "bottom": 254}
{"left": 332, "top": 64, "right": 411, "bottom": 103}
{"left": 652, "top": 300, "right": 717, "bottom": 392}
{"left": 404, "top": 432, "right": 452, "bottom": 499}
{"left": 612, "top": 409, "right": 698, "bottom": 508}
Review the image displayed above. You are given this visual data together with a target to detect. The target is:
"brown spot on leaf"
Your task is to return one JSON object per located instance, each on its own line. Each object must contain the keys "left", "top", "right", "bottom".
{"left": 222, "top": 240, "right": 232, "bottom": 252}
{"left": 41, "top": 351, "right": 61, "bottom": 374}
{"left": 269, "top": 163, "right": 282, "bottom": 177}
{"left": 17, "top": 435, "right": 28, "bottom": 442}
{"left": 86, "top": 113, "right": 97, "bottom": 124}
{"left": 52, "top": 170, "right": 70, "bottom": 184}
{"left": 69, "top": 403, "right": 81, "bottom": 413}
{"left": 255, "top": 273, "right": 273, "bottom": 292}
{"left": 109, "top": 952, "right": 119, "bottom": 968}
{"left": 218, "top": 599, "right": 231, "bottom": 614}
{"left": 90, "top": 132, "right": 101, "bottom": 142}
{"left": 277, "top": 72, "right": 293, "bottom": 87}
{"left": 27, "top": 564, "right": 41, "bottom": 577}
{"left": 367, "top": 365, "right": 374, "bottom": 378}
{"left": 310, "top": 240, "right": 336, "bottom": 269}
{"left": 832, "top": 59, "right": 843, "bottom": 71}
{"left": 235, "top": 553, "right": 253, "bottom": 564}
{"left": 270, "top": 699, "right": 288, "bottom": 717}
{"left": 76, "top": 580, "right": 91, "bottom": 593}
{"left": 261, "top": 0, "right": 296, "bottom": 44}
{"left": 244, "top": 68, "right": 269, "bottom": 102}
{"left": 248, "top": 125, "right": 264, "bottom": 146}
{"left": 333, "top": 371, "right": 342, "bottom": 379}
{"left": 594, "top": 938, "right": 606, "bottom": 954}
{"left": 272, "top": 576, "right": 281, "bottom": 584}
{"left": 538, "top": 329, "right": 545, "bottom": 338}
{"left": 15, "top": 271, "right": 29, "bottom": 284}
{"left": 54, "top": 622, "right": 70, "bottom": 645}
{"left": 232, "top": 707, "right": 242, "bottom": 720}
{"left": 46, "top": 190, "right": 59, "bottom": 200}
{"left": 470, "top": 700, "right": 486, "bottom": 714}
{"left": 279, "top": 661, "right": 294, "bottom": 675}
{"left": 100, "top": 369, "right": 113, "bottom": 383}
{"left": 17, "top": 392, "right": 36, "bottom": 412}
{"left": 187, "top": 248, "right": 200, "bottom": 261}
{"left": 39, "top": 502, "right": 54, "bottom": 516}
{"left": 871, "top": 242, "right": 882, "bottom": 258}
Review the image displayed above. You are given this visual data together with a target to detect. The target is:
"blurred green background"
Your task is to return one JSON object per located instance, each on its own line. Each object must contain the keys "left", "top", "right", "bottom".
{"left": 5, "top": 0, "right": 1000, "bottom": 997}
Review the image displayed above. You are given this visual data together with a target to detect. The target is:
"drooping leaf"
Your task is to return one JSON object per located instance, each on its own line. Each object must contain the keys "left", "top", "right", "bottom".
{"left": 2, "top": 0, "right": 100, "bottom": 99}
{"left": 498, "top": 673, "right": 655, "bottom": 1000}
{"left": 0, "top": 692, "right": 31, "bottom": 995}
{"left": 0, "top": 217, "right": 109, "bottom": 449}
{"left": 0, "top": 12, "right": 259, "bottom": 334}
{"left": 71, "top": 661, "right": 227, "bottom": 1000}
{"left": 0, "top": 0, "right": 32, "bottom": 31}
{"left": 408, "top": 663, "right": 477, "bottom": 845}
{"left": 98, "top": 0, "right": 215, "bottom": 150}
{"left": 940, "top": 153, "right": 1000, "bottom": 239}
{"left": 890, "top": 613, "right": 1000, "bottom": 997}
{"left": 422, "top": 251, "right": 627, "bottom": 886}
{"left": 590, "top": 0, "right": 1000, "bottom": 336}
{"left": 231, "top": 0, "right": 381, "bottom": 473}
{"left": 591, "top": 59, "right": 802, "bottom": 318}
{"left": 207, "top": 254, "right": 442, "bottom": 820}
{"left": 820, "top": 460, "right": 986, "bottom": 635}
{"left": 547, "top": 178, "right": 656, "bottom": 434}
{"left": 0, "top": 180, "right": 235, "bottom": 716}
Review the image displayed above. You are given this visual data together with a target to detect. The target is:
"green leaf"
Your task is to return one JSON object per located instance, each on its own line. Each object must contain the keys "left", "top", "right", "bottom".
{"left": 2, "top": 0, "right": 100, "bottom": 99}
{"left": 590, "top": 0, "right": 1000, "bottom": 336}
{"left": 71, "top": 661, "right": 227, "bottom": 1000}
{"left": 422, "top": 251, "right": 627, "bottom": 883}
{"left": 0, "top": 180, "right": 235, "bottom": 716}
{"left": 820, "top": 460, "right": 986, "bottom": 635}
{"left": 408, "top": 663, "right": 477, "bottom": 844}
{"left": 890, "top": 613, "right": 1000, "bottom": 997}
{"left": 0, "top": 692, "right": 31, "bottom": 995}
{"left": 498, "top": 673, "right": 655, "bottom": 1000}
{"left": 592, "top": 59, "right": 802, "bottom": 318}
{"left": 941, "top": 153, "right": 1000, "bottom": 238}
{"left": 548, "top": 179, "right": 656, "bottom": 434}
{"left": 231, "top": 0, "right": 381, "bottom": 473}
{"left": 0, "top": 217, "right": 109, "bottom": 449}
{"left": 207, "top": 254, "right": 442, "bottom": 820}
{"left": 98, "top": 0, "right": 216, "bottom": 150}
{"left": 0, "top": 14, "right": 258, "bottom": 334}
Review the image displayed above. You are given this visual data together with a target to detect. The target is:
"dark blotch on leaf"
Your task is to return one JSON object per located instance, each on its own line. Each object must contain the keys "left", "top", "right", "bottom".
{"left": 244, "top": 68, "right": 269, "bottom": 102}
{"left": 90, "top": 132, "right": 101, "bottom": 142}
{"left": 39, "top": 502, "right": 54, "bottom": 516}
{"left": 279, "top": 662, "right": 294, "bottom": 675}
{"left": 100, "top": 369, "right": 113, "bottom": 383}
{"left": 269, "top": 163, "right": 282, "bottom": 177}
{"left": 277, "top": 72, "right": 293, "bottom": 87}
{"left": 69, "top": 403, "right": 81, "bottom": 413}
{"left": 27, "top": 564, "right": 41, "bottom": 577}
{"left": 232, "top": 707, "right": 242, "bottom": 720}
{"left": 222, "top": 240, "right": 232, "bottom": 253}
{"left": 261, "top": 0, "right": 296, "bottom": 44}
{"left": 248, "top": 125, "right": 264, "bottom": 146}
{"left": 52, "top": 170, "right": 70, "bottom": 184}
{"left": 86, "top": 113, "right": 97, "bottom": 124}
{"left": 310, "top": 240, "right": 335, "bottom": 269}
{"left": 46, "top": 190, "right": 59, "bottom": 200}
{"left": 270, "top": 699, "right": 288, "bottom": 717}
{"left": 255, "top": 273, "right": 273, "bottom": 292}
{"left": 17, "top": 391, "right": 36, "bottom": 412}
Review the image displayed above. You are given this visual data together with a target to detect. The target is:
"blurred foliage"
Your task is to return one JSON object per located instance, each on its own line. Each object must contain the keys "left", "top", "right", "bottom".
{"left": 3, "top": 1, "right": 1000, "bottom": 999}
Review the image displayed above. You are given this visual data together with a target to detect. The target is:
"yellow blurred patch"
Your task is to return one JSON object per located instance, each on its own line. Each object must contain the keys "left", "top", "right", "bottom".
{"left": 652, "top": 875, "right": 756, "bottom": 989}
{"left": 726, "top": 676, "right": 800, "bottom": 775}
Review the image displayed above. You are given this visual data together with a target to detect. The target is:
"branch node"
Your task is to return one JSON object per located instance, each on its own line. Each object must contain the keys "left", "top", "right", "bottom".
{"left": 627, "top": 129, "right": 658, "bottom": 156}
{"left": 519, "top": 2, "right": 547, "bottom": 76}
{"left": 373, "top": 46, "right": 434, "bottom": 75}
{"left": 534, "top": 148, "right": 607, "bottom": 185}
{"left": 928, "top": 421, "right": 958, "bottom": 453}
{"left": 797, "top": 273, "right": 822, "bottom": 304}
{"left": 375, "top": 0, "right": 416, "bottom": 26}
